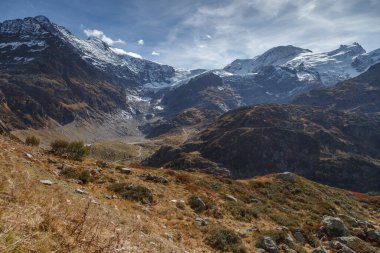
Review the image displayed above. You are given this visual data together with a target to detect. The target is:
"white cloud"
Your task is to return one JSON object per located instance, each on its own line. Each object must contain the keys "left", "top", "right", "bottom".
{"left": 83, "top": 29, "right": 125, "bottom": 46}
{"left": 151, "top": 50, "right": 160, "bottom": 56}
{"left": 110, "top": 47, "right": 142, "bottom": 59}
{"left": 153, "top": 0, "right": 380, "bottom": 69}
{"left": 137, "top": 39, "right": 144, "bottom": 45}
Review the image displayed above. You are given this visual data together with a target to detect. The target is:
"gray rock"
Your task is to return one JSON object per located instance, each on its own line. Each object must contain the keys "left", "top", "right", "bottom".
{"left": 321, "top": 216, "right": 350, "bottom": 237}
{"left": 225, "top": 194, "right": 238, "bottom": 202}
{"left": 312, "top": 247, "right": 327, "bottom": 253}
{"left": 293, "top": 229, "right": 306, "bottom": 244}
{"left": 274, "top": 172, "right": 296, "bottom": 183}
{"left": 40, "top": 179, "right": 53, "bottom": 185}
{"left": 262, "top": 236, "right": 278, "bottom": 253}
{"left": 238, "top": 226, "right": 258, "bottom": 237}
{"left": 117, "top": 167, "right": 131, "bottom": 175}
{"left": 367, "top": 229, "right": 380, "bottom": 245}
{"left": 141, "top": 173, "right": 169, "bottom": 185}
{"left": 75, "top": 188, "right": 88, "bottom": 194}
{"left": 194, "top": 217, "right": 208, "bottom": 226}
{"left": 189, "top": 196, "right": 207, "bottom": 211}
{"left": 329, "top": 240, "right": 356, "bottom": 253}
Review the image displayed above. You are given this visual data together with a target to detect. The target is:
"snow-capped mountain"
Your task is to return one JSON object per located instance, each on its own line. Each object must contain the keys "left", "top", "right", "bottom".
{"left": 223, "top": 43, "right": 379, "bottom": 86}
{"left": 0, "top": 15, "right": 175, "bottom": 85}
{"left": 1, "top": 15, "right": 380, "bottom": 140}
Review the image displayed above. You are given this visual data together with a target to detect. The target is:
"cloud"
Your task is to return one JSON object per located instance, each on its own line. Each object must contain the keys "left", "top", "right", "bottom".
{"left": 83, "top": 29, "right": 125, "bottom": 46}
{"left": 152, "top": 0, "right": 380, "bottom": 69}
{"left": 110, "top": 47, "right": 142, "bottom": 59}
{"left": 137, "top": 39, "right": 144, "bottom": 45}
{"left": 151, "top": 50, "right": 160, "bottom": 56}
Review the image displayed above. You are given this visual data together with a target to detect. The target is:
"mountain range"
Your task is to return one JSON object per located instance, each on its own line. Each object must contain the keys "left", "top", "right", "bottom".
{"left": 1, "top": 16, "right": 380, "bottom": 192}
{"left": 1, "top": 16, "right": 380, "bottom": 133}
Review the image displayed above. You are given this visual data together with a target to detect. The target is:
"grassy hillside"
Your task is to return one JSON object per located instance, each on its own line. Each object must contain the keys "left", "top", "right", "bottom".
{"left": 0, "top": 134, "right": 379, "bottom": 252}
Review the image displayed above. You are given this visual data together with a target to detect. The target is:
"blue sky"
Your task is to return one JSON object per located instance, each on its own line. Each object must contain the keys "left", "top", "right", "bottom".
{"left": 1, "top": 0, "right": 380, "bottom": 69}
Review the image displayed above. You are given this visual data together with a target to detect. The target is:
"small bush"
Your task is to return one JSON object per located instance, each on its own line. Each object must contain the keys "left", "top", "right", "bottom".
{"left": 205, "top": 225, "right": 246, "bottom": 253}
{"left": 78, "top": 170, "right": 93, "bottom": 184}
{"left": 50, "top": 140, "right": 88, "bottom": 160}
{"left": 66, "top": 141, "right": 89, "bottom": 160}
{"left": 50, "top": 139, "right": 69, "bottom": 156}
{"left": 61, "top": 167, "right": 80, "bottom": 179}
{"left": 25, "top": 136, "right": 40, "bottom": 146}
{"left": 109, "top": 183, "right": 153, "bottom": 204}
{"left": 224, "top": 201, "right": 259, "bottom": 222}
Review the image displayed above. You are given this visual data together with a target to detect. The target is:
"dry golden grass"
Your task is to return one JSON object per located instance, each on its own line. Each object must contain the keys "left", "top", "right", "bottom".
{"left": 0, "top": 134, "right": 379, "bottom": 252}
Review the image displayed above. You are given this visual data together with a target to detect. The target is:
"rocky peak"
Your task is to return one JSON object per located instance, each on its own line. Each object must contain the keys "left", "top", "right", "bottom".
{"left": 327, "top": 42, "right": 366, "bottom": 57}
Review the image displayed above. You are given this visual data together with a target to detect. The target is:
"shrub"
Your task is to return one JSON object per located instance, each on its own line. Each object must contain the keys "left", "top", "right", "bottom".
{"left": 66, "top": 141, "right": 89, "bottom": 161}
{"left": 61, "top": 167, "right": 80, "bottom": 179}
{"left": 50, "top": 139, "right": 69, "bottom": 156}
{"left": 78, "top": 170, "right": 93, "bottom": 184}
{"left": 224, "top": 201, "right": 259, "bottom": 222}
{"left": 205, "top": 225, "right": 246, "bottom": 253}
{"left": 109, "top": 183, "right": 153, "bottom": 204}
{"left": 25, "top": 136, "right": 40, "bottom": 146}
{"left": 50, "top": 140, "right": 88, "bottom": 160}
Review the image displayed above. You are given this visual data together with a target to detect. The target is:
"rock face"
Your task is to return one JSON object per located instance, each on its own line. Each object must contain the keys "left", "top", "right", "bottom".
{"left": 321, "top": 216, "right": 350, "bottom": 237}
{"left": 145, "top": 64, "right": 380, "bottom": 192}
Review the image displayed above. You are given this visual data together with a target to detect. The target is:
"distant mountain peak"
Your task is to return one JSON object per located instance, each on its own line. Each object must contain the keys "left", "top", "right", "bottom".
{"left": 33, "top": 15, "right": 52, "bottom": 24}
{"left": 327, "top": 42, "right": 366, "bottom": 56}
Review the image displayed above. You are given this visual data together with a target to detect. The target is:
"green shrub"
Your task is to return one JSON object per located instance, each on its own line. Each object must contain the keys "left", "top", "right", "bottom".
{"left": 205, "top": 225, "right": 246, "bottom": 253}
{"left": 50, "top": 139, "right": 69, "bottom": 155}
{"left": 224, "top": 201, "right": 259, "bottom": 222}
{"left": 66, "top": 141, "right": 89, "bottom": 160}
{"left": 109, "top": 183, "right": 153, "bottom": 204}
{"left": 61, "top": 167, "right": 80, "bottom": 179}
{"left": 78, "top": 170, "right": 93, "bottom": 184}
{"left": 25, "top": 136, "right": 40, "bottom": 146}
{"left": 50, "top": 140, "right": 88, "bottom": 160}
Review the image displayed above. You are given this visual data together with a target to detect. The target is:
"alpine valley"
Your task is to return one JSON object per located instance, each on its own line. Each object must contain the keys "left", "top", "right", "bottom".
{"left": 0, "top": 15, "right": 380, "bottom": 253}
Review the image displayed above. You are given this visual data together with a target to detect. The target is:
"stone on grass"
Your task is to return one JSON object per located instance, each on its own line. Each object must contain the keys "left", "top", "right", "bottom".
{"left": 40, "top": 179, "right": 53, "bottom": 185}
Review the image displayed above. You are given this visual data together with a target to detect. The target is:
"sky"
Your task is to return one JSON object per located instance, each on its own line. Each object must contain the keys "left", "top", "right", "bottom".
{"left": 1, "top": 0, "right": 380, "bottom": 69}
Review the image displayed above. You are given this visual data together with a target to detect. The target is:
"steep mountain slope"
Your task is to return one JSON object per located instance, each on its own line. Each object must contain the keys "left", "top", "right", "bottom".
{"left": 144, "top": 44, "right": 380, "bottom": 138}
{"left": 0, "top": 16, "right": 173, "bottom": 130}
{"left": 145, "top": 64, "right": 380, "bottom": 192}
{"left": 293, "top": 62, "right": 380, "bottom": 113}
{"left": 0, "top": 133, "right": 379, "bottom": 252}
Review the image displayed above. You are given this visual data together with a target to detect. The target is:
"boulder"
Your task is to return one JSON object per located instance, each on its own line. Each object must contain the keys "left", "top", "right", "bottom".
{"left": 225, "top": 194, "right": 238, "bottom": 202}
{"left": 367, "top": 229, "right": 380, "bottom": 245}
{"left": 274, "top": 172, "right": 296, "bottom": 183}
{"left": 117, "top": 167, "right": 132, "bottom": 175}
{"left": 40, "top": 179, "right": 53, "bottom": 185}
{"left": 312, "top": 247, "right": 327, "bottom": 253}
{"left": 194, "top": 217, "right": 208, "bottom": 226}
{"left": 321, "top": 216, "right": 350, "bottom": 237}
{"left": 189, "top": 196, "right": 207, "bottom": 211}
{"left": 293, "top": 229, "right": 306, "bottom": 244}
{"left": 261, "top": 236, "right": 278, "bottom": 253}
{"left": 141, "top": 173, "right": 169, "bottom": 185}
